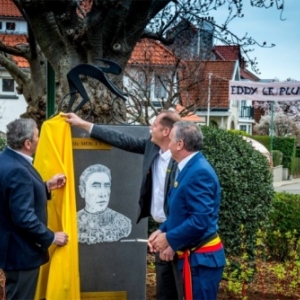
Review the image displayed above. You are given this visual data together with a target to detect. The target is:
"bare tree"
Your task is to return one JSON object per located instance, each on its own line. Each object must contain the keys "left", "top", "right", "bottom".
{"left": 124, "top": 36, "right": 235, "bottom": 125}
{"left": 0, "top": 0, "right": 284, "bottom": 125}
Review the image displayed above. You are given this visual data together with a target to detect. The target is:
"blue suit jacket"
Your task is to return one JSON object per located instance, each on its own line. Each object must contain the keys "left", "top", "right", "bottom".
{"left": 160, "top": 152, "right": 226, "bottom": 269}
{"left": 0, "top": 148, "right": 54, "bottom": 271}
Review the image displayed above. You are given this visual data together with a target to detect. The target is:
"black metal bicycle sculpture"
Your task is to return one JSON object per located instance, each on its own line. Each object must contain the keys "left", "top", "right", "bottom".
{"left": 57, "top": 58, "right": 142, "bottom": 124}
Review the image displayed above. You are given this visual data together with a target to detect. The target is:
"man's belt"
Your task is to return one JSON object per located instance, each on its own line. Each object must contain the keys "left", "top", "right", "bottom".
{"left": 177, "top": 233, "right": 223, "bottom": 300}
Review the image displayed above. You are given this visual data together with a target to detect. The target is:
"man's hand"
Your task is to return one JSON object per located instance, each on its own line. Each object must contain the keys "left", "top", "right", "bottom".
{"left": 148, "top": 229, "right": 162, "bottom": 252}
{"left": 151, "top": 232, "right": 169, "bottom": 252}
{"left": 159, "top": 246, "right": 175, "bottom": 261}
{"left": 60, "top": 112, "right": 92, "bottom": 132}
{"left": 54, "top": 232, "right": 69, "bottom": 246}
{"left": 47, "top": 174, "right": 66, "bottom": 191}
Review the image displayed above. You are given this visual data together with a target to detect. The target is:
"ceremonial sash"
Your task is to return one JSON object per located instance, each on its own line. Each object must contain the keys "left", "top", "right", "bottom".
{"left": 177, "top": 236, "right": 223, "bottom": 300}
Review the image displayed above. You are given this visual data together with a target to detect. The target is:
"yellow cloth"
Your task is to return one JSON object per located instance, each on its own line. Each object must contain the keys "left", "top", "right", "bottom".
{"left": 34, "top": 114, "right": 80, "bottom": 300}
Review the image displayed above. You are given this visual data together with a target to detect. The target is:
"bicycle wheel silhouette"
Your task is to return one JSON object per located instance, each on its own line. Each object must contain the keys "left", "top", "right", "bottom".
{"left": 57, "top": 91, "right": 93, "bottom": 120}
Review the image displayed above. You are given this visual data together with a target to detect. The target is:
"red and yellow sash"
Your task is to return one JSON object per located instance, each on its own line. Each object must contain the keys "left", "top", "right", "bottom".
{"left": 177, "top": 236, "right": 223, "bottom": 300}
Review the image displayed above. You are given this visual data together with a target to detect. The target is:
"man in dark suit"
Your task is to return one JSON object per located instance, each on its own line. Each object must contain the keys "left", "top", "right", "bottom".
{"left": 150, "top": 121, "right": 226, "bottom": 300}
{"left": 0, "top": 118, "right": 69, "bottom": 300}
{"left": 63, "top": 111, "right": 183, "bottom": 299}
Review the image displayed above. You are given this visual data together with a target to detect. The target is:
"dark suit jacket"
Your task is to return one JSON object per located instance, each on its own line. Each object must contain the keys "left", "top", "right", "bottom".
{"left": 0, "top": 148, "right": 54, "bottom": 271}
{"left": 160, "top": 152, "right": 226, "bottom": 269}
{"left": 91, "top": 125, "right": 176, "bottom": 223}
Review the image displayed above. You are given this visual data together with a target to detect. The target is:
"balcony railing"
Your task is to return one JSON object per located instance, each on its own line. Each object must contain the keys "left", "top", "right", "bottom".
{"left": 240, "top": 106, "right": 254, "bottom": 119}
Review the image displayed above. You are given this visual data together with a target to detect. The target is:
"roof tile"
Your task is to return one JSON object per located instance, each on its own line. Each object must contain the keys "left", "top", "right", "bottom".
{"left": 129, "top": 39, "right": 177, "bottom": 66}
{"left": 213, "top": 45, "right": 241, "bottom": 61}
{"left": 0, "top": 0, "right": 22, "bottom": 17}
{"left": 180, "top": 61, "right": 236, "bottom": 109}
{"left": 240, "top": 68, "right": 260, "bottom": 81}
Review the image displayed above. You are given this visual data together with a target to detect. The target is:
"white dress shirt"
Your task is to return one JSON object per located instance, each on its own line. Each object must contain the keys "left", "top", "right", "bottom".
{"left": 177, "top": 151, "right": 199, "bottom": 173}
{"left": 150, "top": 149, "right": 172, "bottom": 223}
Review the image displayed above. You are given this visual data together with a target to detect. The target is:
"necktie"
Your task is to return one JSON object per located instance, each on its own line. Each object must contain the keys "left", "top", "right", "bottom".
{"left": 175, "top": 167, "right": 180, "bottom": 180}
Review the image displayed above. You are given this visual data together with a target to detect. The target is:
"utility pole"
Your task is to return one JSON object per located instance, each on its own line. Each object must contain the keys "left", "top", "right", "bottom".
{"left": 270, "top": 101, "right": 274, "bottom": 156}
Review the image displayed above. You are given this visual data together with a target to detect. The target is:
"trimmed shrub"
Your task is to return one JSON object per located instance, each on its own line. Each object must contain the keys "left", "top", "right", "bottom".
{"left": 273, "top": 137, "right": 296, "bottom": 173}
{"left": 228, "top": 129, "right": 250, "bottom": 137}
{"left": 266, "top": 192, "right": 300, "bottom": 260}
{"left": 201, "top": 127, "right": 274, "bottom": 258}
{"left": 292, "top": 157, "right": 300, "bottom": 177}
{"left": 252, "top": 135, "right": 296, "bottom": 172}
{"left": 271, "top": 150, "right": 283, "bottom": 167}
{"left": 251, "top": 135, "right": 271, "bottom": 150}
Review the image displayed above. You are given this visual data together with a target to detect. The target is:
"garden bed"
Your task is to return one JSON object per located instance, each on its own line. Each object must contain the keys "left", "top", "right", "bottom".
{"left": 146, "top": 254, "right": 300, "bottom": 300}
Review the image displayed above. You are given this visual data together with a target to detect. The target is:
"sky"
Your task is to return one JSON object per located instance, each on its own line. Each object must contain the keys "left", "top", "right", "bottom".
{"left": 210, "top": 0, "right": 300, "bottom": 82}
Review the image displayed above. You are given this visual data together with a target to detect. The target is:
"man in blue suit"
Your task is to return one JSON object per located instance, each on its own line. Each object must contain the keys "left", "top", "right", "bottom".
{"left": 0, "top": 118, "right": 69, "bottom": 300}
{"left": 149, "top": 121, "right": 226, "bottom": 300}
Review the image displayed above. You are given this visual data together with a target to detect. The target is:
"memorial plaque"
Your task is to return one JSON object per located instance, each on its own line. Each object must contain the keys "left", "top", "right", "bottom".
{"left": 72, "top": 125, "right": 149, "bottom": 300}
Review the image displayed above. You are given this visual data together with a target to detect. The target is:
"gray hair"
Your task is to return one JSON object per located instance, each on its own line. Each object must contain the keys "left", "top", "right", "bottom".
{"left": 173, "top": 121, "right": 203, "bottom": 151}
{"left": 79, "top": 164, "right": 111, "bottom": 191}
{"left": 6, "top": 118, "right": 37, "bottom": 150}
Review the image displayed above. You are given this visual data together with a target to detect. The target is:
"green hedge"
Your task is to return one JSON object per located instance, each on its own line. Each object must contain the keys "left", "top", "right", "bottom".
{"left": 292, "top": 157, "right": 300, "bottom": 177}
{"left": 266, "top": 192, "right": 300, "bottom": 260}
{"left": 0, "top": 137, "right": 6, "bottom": 151}
{"left": 250, "top": 135, "right": 270, "bottom": 150}
{"left": 271, "top": 150, "right": 283, "bottom": 167}
{"left": 201, "top": 127, "right": 274, "bottom": 258}
{"left": 273, "top": 137, "right": 296, "bottom": 173}
{"left": 227, "top": 129, "right": 250, "bottom": 137}
{"left": 252, "top": 135, "right": 296, "bottom": 172}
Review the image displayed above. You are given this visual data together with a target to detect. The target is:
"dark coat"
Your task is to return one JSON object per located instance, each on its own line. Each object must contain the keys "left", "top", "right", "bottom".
{"left": 90, "top": 125, "right": 176, "bottom": 223}
{"left": 0, "top": 148, "right": 54, "bottom": 271}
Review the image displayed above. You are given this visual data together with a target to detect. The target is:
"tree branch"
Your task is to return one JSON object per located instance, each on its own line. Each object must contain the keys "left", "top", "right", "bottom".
{"left": 0, "top": 40, "right": 28, "bottom": 57}
{"left": 0, "top": 53, "right": 29, "bottom": 84}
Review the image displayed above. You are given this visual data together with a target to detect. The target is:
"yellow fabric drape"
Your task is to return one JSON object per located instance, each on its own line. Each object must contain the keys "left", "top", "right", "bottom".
{"left": 34, "top": 114, "right": 80, "bottom": 300}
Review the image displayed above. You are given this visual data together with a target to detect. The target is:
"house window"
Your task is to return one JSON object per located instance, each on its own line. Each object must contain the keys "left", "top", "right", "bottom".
{"left": 154, "top": 74, "right": 168, "bottom": 99}
{"left": 2, "top": 79, "right": 15, "bottom": 92}
{"left": 0, "top": 22, "right": 2, "bottom": 30}
{"left": 240, "top": 100, "right": 254, "bottom": 119}
{"left": 239, "top": 124, "right": 252, "bottom": 134}
{"left": 6, "top": 22, "right": 16, "bottom": 31}
{"left": 135, "top": 71, "right": 151, "bottom": 98}
{"left": 240, "top": 125, "right": 247, "bottom": 132}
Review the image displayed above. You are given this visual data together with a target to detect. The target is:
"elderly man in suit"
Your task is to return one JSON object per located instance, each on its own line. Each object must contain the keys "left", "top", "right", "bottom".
{"left": 62, "top": 111, "right": 183, "bottom": 300}
{"left": 149, "top": 121, "right": 226, "bottom": 300}
{"left": 0, "top": 118, "right": 69, "bottom": 300}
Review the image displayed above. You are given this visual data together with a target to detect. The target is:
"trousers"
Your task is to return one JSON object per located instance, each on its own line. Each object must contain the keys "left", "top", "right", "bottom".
{"left": 155, "top": 252, "right": 183, "bottom": 300}
{"left": 4, "top": 268, "right": 39, "bottom": 300}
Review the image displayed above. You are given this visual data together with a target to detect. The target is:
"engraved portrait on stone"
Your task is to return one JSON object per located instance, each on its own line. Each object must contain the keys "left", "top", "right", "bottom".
{"left": 77, "top": 164, "right": 132, "bottom": 244}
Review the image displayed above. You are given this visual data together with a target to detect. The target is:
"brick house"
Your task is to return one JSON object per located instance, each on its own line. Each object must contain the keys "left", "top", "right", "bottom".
{"left": 213, "top": 45, "right": 261, "bottom": 133}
